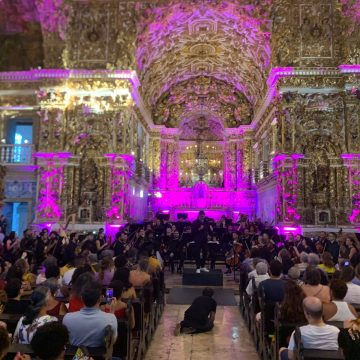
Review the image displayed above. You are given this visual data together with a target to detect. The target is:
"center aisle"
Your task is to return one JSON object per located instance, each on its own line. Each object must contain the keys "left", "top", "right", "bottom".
{"left": 144, "top": 271, "right": 259, "bottom": 360}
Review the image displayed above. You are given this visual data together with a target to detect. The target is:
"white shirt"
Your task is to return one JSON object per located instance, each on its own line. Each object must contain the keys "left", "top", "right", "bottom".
{"left": 344, "top": 283, "right": 360, "bottom": 304}
{"left": 62, "top": 268, "right": 76, "bottom": 285}
{"left": 246, "top": 274, "right": 270, "bottom": 296}
{"left": 288, "top": 324, "right": 339, "bottom": 351}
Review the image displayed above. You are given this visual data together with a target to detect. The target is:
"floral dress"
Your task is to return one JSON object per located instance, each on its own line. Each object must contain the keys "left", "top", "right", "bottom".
{"left": 13, "top": 315, "right": 58, "bottom": 344}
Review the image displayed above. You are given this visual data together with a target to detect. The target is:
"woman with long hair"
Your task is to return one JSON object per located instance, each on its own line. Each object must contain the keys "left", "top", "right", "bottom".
{"left": 279, "top": 280, "right": 306, "bottom": 324}
{"left": 112, "top": 268, "right": 136, "bottom": 299}
{"left": 13, "top": 286, "right": 57, "bottom": 344}
{"left": 339, "top": 317, "right": 360, "bottom": 360}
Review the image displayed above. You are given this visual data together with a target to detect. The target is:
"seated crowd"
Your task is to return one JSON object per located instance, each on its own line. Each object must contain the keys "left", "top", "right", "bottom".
{"left": 0, "top": 223, "right": 165, "bottom": 360}
{"left": 237, "top": 225, "right": 360, "bottom": 360}
{"left": 1, "top": 216, "right": 360, "bottom": 359}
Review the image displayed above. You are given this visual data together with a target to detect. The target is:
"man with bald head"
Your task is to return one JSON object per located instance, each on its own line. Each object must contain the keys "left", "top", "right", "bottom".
{"left": 279, "top": 297, "right": 340, "bottom": 360}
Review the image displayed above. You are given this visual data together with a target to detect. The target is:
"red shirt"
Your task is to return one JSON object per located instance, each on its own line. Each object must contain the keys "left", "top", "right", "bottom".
{"left": 68, "top": 295, "right": 84, "bottom": 312}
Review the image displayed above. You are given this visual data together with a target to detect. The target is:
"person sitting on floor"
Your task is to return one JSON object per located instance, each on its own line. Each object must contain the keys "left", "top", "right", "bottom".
{"left": 323, "top": 279, "right": 357, "bottom": 322}
{"left": 174, "top": 287, "right": 217, "bottom": 335}
{"left": 279, "top": 297, "right": 340, "bottom": 360}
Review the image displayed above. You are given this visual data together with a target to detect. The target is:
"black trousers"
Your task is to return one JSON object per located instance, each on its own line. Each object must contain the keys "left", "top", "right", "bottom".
{"left": 193, "top": 241, "right": 208, "bottom": 269}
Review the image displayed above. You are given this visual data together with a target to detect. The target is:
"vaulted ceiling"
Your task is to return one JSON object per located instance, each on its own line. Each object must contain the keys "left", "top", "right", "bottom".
{"left": 136, "top": 0, "right": 272, "bottom": 130}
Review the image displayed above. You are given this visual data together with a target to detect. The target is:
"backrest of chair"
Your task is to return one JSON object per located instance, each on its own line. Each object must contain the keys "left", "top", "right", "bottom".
{"left": 103, "top": 325, "right": 114, "bottom": 360}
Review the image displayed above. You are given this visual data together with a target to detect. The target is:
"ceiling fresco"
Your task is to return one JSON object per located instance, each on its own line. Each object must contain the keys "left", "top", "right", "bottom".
{"left": 136, "top": 0, "right": 272, "bottom": 129}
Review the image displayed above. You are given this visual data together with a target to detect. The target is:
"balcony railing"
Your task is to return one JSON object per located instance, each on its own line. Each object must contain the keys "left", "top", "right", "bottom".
{"left": 0, "top": 144, "right": 34, "bottom": 165}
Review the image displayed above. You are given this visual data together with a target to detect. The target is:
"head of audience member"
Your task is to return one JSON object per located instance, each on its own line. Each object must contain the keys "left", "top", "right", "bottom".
{"left": 269, "top": 260, "right": 283, "bottom": 278}
{"left": 70, "top": 264, "right": 93, "bottom": 285}
{"left": 255, "top": 262, "right": 268, "bottom": 276}
{"left": 23, "top": 286, "right": 51, "bottom": 325}
{"left": 299, "top": 252, "right": 308, "bottom": 265}
{"left": 43, "top": 278, "right": 60, "bottom": 299}
{"left": 113, "top": 268, "right": 132, "bottom": 290}
{"left": 14, "top": 258, "right": 30, "bottom": 275}
{"left": 328, "top": 232, "right": 337, "bottom": 243}
{"left": 71, "top": 269, "right": 94, "bottom": 298}
{"left": 138, "top": 258, "right": 149, "bottom": 273}
{"left": 322, "top": 252, "right": 335, "bottom": 268}
{"left": 110, "top": 280, "right": 125, "bottom": 300}
{"left": 302, "top": 297, "right": 324, "bottom": 324}
{"left": 340, "top": 265, "right": 355, "bottom": 283}
{"left": 6, "top": 262, "right": 25, "bottom": 282}
{"left": 280, "top": 280, "right": 306, "bottom": 323}
{"left": 45, "top": 265, "right": 60, "bottom": 280}
{"left": 99, "top": 256, "right": 114, "bottom": 280}
{"left": 0, "top": 326, "right": 10, "bottom": 360}
{"left": 81, "top": 281, "right": 102, "bottom": 308}
{"left": 202, "top": 287, "right": 214, "bottom": 298}
{"left": 288, "top": 266, "right": 301, "bottom": 282}
{"left": 43, "top": 256, "right": 58, "bottom": 269}
{"left": 303, "top": 267, "right": 321, "bottom": 286}
{"left": 308, "top": 253, "right": 320, "bottom": 267}
{"left": 4, "top": 278, "right": 23, "bottom": 300}
{"left": 114, "top": 255, "right": 127, "bottom": 270}
{"left": 329, "top": 279, "right": 348, "bottom": 301}
{"left": 31, "top": 322, "right": 69, "bottom": 360}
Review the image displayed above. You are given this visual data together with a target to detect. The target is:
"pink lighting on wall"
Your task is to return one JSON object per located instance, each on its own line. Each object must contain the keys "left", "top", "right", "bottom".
{"left": 342, "top": 154, "right": 360, "bottom": 224}
{"left": 104, "top": 154, "right": 134, "bottom": 222}
{"left": 273, "top": 154, "right": 303, "bottom": 224}
{"left": 34, "top": 152, "right": 71, "bottom": 221}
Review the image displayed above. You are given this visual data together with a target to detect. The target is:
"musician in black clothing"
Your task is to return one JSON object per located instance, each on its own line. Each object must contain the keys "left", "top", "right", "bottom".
{"left": 192, "top": 210, "right": 212, "bottom": 273}
{"left": 111, "top": 231, "right": 127, "bottom": 257}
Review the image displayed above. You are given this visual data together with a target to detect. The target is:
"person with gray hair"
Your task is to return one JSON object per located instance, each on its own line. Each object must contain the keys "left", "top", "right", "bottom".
{"left": 279, "top": 297, "right": 340, "bottom": 360}
{"left": 287, "top": 266, "right": 303, "bottom": 286}
{"left": 296, "top": 252, "right": 308, "bottom": 272}
{"left": 246, "top": 262, "right": 269, "bottom": 296}
{"left": 308, "top": 253, "right": 329, "bottom": 285}
{"left": 43, "top": 278, "right": 68, "bottom": 316}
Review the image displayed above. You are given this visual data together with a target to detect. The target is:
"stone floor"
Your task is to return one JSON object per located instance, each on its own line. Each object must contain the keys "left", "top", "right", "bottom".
{"left": 144, "top": 268, "right": 259, "bottom": 360}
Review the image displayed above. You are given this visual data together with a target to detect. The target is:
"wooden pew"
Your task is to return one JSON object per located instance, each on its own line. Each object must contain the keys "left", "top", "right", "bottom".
{"left": 294, "top": 327, "right": 344, "bottom": 360}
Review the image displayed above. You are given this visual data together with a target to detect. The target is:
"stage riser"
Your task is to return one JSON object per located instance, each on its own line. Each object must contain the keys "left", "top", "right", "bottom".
{"left": 182, "top": 268, "right": 223, "bottom": 286}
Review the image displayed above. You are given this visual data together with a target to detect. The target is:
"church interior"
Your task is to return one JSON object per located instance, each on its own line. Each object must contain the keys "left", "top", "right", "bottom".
{"left": 0, "top": 1, "right": 360, "bottom": 360}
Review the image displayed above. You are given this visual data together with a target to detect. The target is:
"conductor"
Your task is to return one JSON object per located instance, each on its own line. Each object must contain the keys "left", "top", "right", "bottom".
{"left": 192, "top": 210, "right": 212, "bottom": 273}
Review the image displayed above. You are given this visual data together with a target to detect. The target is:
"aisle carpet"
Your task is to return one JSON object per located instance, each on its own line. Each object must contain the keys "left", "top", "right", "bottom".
{"left": 167, "top": 287, "right": 237, "bottom": 306}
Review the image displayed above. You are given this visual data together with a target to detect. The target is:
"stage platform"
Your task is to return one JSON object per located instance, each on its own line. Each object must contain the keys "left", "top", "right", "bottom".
{"left": 182, "top": 268, "right": 223, "bottom": 286}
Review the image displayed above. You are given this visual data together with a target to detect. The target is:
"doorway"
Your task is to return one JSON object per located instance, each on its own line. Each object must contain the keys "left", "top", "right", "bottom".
{"left": 2, "top": 202, "right": 29, "bottom": 236}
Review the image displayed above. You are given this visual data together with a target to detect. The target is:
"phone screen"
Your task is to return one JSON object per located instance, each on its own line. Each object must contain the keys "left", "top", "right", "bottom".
{"left": 106, "top": 288, "right": 113, "bottom": 304}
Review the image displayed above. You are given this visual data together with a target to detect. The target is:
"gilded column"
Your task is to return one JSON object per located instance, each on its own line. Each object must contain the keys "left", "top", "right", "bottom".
{"left": 104, "top": 154, "right": 134, "bottom": 222}
{"left": 273, "top": 154, "right": 303, "bottom": 224}
{"left": 34, "top": 152, "right": 72, "bottom": 223}
{"left": 341, "top": 154, "right": 360, "bottom": 225}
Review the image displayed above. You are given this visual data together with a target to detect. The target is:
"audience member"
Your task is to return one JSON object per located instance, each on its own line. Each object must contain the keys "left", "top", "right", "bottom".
{"left": 319, "top": 252, "right": 336, "bottom": 274}
{"left": 302, "top": 267, "right": 331, "bottom": 303}
{"left": 280, "top": 297, "right": 340, "bottom": 360}
{"left": 258, "top": 260, "right": 285, "bottom": 303}
{"left": 246, "top": 262, "right": 269, "bottom": 296}
{"left": 339, "top": 316, "right": 360, "bottom": 360}
{"left": 95, "top": 256, "right": 114, "bottom": 286}
{"left": 340, "top": 266, "right": 360, "bottom": 304}
{"left": 13, "top": 286, "right": 57, "bottom": 344}
{"left": 129, "top": 258, "right": 151, "bottom": 286}
{"left": 43, "top": 278, "right": 68, "bottom": 316}
{"left": 68, "top": 269, "right": 93, "bottom": 312}
{"left": 279, "top": 280, "right": 306, "bottom": 324}
{"left": 30, "top": 322, "right": 69, "bottom": 360}
{"left": 112, "top": 268, "right": 136, "bottom": 299}
{"left": 63, "top": 280, "right": 117, "bottom": 347}
{"left": 3, "top": 278, "right": 28, "bottom": 314}
{"left": 323, "top": 279, "right": 357, "bottom": 322}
